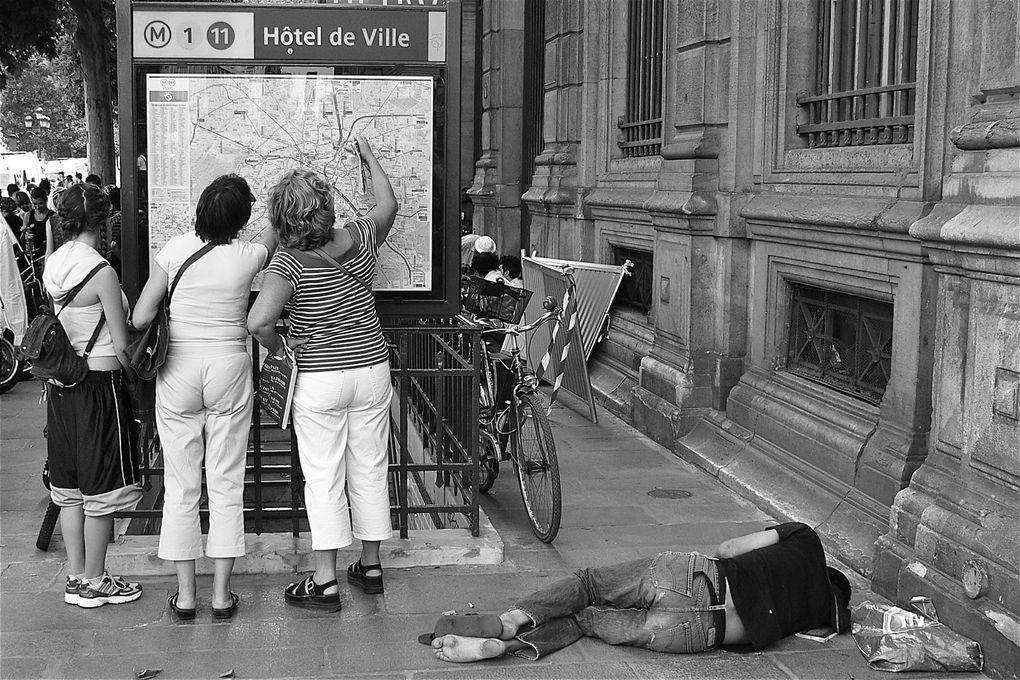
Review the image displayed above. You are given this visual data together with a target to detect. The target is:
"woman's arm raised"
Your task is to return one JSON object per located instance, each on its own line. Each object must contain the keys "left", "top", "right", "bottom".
{"left": 353, "top": 134, "right": 398, "bottom": 246}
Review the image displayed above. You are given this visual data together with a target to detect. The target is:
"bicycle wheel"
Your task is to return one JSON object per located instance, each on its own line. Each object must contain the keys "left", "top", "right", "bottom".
{"left": 0, "top": 336, "right": 20, "bottom": 395}
{"left": 36, "top": 500, "right": 61, "bottom": 551}
{"left": 512, "top": 392, "right": 561, "bottom": 542}
{"left": 477, "top": 431, "right": 500, "bottom": 493}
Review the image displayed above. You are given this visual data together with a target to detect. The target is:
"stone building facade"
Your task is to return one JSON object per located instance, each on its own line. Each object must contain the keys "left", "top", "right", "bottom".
{"left": 469, "top": 0, "right": 1019, "bottom": 676}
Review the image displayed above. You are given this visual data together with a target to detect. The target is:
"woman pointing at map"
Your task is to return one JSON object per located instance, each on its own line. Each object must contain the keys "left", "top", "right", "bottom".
{"left": 248, "top": 134, "right": 398, "bottom": 611}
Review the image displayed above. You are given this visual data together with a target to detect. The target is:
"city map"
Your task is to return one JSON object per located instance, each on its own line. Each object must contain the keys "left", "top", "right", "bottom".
{"left": 146, "top": 74, "right": 434, "bottom": 290}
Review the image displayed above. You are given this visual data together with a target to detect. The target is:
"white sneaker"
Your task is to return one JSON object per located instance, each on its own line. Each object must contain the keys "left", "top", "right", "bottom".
{"left": 64, "top": 576, "right": 81, "bottom": 605}
{"left": 77, "top": 573, "right": 142, "bottom": 608}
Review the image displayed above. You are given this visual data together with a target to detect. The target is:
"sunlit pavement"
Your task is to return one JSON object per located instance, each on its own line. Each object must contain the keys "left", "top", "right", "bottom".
{"left": 0, "top": 377, "right": 987, "bottom": 679}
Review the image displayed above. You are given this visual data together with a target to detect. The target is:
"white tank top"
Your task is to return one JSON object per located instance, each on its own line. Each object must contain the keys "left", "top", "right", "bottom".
{"left": 58, "top": 299, "right": 118, "bottom": 359}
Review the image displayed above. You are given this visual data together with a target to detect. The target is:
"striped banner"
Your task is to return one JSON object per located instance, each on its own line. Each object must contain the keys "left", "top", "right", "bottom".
{"left": 539, "top": 269, "right": 578, "bottom": 414}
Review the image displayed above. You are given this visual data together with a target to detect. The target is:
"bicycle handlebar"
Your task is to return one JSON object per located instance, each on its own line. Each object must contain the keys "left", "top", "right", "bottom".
{"left": 458, "top": 308, "right": 561, "bottom": 338}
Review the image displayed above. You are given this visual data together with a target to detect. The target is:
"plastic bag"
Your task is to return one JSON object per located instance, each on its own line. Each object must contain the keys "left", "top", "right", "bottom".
{"left": 851, "top": 599, "right": 983, "bottom": 672}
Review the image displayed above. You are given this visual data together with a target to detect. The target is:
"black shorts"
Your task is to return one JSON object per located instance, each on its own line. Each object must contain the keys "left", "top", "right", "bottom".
{"left": 46, "top": 370, "right": 142, "bottom": 516}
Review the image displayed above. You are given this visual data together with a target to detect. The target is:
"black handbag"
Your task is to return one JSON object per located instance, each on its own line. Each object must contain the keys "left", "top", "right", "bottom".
{"left": 127, "top": 242, "right": 217, "bottom": 380}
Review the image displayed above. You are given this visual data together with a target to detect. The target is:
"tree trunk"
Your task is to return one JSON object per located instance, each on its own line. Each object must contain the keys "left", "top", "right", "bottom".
{"left": 67, "top": 0, "right": 115, "bottom": 186}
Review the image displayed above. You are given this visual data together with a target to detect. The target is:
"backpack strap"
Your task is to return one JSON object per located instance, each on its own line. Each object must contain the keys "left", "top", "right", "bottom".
{"left": 81, "top": 311, "right": 106, "bottom": 360}
{"left": 311, "top": 247, "right": 372, "bottom": 295}
{"left": 55, "top": 262, "right": 110, "bottom": 317}
{"left": 168, "top": 242, "right": 218, "bottom": 303}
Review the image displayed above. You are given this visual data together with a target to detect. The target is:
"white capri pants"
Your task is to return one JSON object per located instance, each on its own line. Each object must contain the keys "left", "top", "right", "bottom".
{"left": 156, "top": 344, "right": 252, "bottom": 561}
{"left": 291, "top": 361, "right": 393, "bottom": 550}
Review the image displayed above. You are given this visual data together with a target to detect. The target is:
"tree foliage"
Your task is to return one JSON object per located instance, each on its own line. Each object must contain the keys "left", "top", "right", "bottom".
{"left": 0, "top": 43, "right": 87, "bottom": 159}
{"left": 0, "top": 1, "right": 64, "bottom": 90}
{"left": 0, "top": 0, "right": 116, "bottom": 179}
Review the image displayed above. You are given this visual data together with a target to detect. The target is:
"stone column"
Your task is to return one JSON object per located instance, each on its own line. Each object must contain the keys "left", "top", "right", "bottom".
{"left": 631, "top": 0, "right": 747, "bottom": 444}
{"left": 873, "top": 3, "right": 1020, "bottom": 676}
{"left": 522, "top": 0, "right": 590, "bottom": 261}
{"left": 469, "top": 0, "right": 524, "bottom": 254}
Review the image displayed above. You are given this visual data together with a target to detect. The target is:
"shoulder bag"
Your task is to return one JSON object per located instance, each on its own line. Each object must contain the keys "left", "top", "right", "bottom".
{"left": 127, "top": 242, "right": 218, "bottom": 380}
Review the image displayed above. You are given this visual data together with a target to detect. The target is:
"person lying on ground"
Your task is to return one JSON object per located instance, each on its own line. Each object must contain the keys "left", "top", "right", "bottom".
{"left": 425, "top": 522, "right": 851, "bottom": 663}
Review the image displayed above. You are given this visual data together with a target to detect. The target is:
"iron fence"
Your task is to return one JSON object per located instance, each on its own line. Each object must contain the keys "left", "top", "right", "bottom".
{"left": 116, "top": 322, "right": 483, "bottom": 539}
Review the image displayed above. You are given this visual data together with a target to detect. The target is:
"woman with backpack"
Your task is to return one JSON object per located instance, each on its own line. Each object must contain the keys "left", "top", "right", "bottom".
{"left": 41, "top": 183, "right": 143, "bottom": 608}
{"left": 132, "top": 174, "right": 276, "bottom": 621}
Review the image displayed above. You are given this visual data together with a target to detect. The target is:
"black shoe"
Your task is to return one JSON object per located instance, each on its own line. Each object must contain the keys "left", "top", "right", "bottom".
{"left": 347, "top": 560, "right": 384, "bottom": 594}
{"left": 284, "top": 576, "right": 341, "bottom": 612}
{"left": 168, "top": 592, "right": 196, "bottom": 621}
{"left": 212, "top": 592, "right": 239, "bottom": 620}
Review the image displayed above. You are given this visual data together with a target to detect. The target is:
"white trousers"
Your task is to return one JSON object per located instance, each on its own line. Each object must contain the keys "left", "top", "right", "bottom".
{"left": 156, "top": 345, "right": 252, "bottom": 560}
{"left": 291, "top": 362, "right": 393, "bottom": 550}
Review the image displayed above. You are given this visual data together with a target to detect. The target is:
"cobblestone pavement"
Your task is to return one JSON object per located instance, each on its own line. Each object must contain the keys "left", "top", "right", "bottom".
{"left": 0, "top": 378, "right": 987, "bottom": 679}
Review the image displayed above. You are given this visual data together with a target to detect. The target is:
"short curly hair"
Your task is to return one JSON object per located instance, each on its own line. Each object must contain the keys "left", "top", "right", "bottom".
{"left": 58, "top": 184, "right": 110, "bottom": 239}
{"left": 267, "top": 169, "right": 335, "bottom": 250}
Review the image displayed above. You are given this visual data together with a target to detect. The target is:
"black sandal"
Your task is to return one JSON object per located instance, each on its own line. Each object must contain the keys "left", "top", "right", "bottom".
{"left": 347, "top": 560, "right": 384, "bottom": 594}
{"left": 211, "top": 592, "right": 239, "bottom": 620}
{"left": 284, "top": 575, "right": 342, "bottom": 612}
{"left": 168, "top": 592, "right": 196, "bottom": 621}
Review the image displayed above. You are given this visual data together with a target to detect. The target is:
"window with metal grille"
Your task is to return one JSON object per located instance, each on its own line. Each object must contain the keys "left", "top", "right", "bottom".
{"left": 617, "top": 0, "right": 664, "bottom": 158}
{"left": 786, "top": 283, "right": 893, "bottom": 404}
{"left": 797, "top": 0, "right": 919, "bottom": 148}
{"left": 612, "top": 246, "right": 653, "bottom": 314}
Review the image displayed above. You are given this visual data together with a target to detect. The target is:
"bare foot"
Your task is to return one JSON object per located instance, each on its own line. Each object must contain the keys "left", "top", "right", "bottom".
{"left": 499, "top": 609, "right": 533, "bottom": 639}
{"left": 432, "top": 635, "right": 506, "bottom": 663}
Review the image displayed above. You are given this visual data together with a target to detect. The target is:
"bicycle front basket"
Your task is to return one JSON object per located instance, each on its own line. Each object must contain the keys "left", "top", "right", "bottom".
{"left": 461, "top": 276, "right": 533, "bottom": 324}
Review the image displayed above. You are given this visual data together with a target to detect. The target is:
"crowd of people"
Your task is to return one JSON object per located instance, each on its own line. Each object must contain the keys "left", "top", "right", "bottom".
{"left": 6, "top": 144, "right": 853, "bottom": 666}
{"left": 19, "top": 135, "right": 398, "bottom": 618}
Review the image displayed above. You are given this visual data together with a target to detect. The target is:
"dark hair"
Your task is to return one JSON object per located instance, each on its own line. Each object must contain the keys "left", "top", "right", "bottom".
{"left": 30, "top": 188, "right": 47, "bottom": 203}
{"left": 471, "top": 251, "right": 499, "bottom": 277}
{"left": 14, "top": 191, "right": 29, "bottom": 206}
{"left": 6, "top": 183, "right": 18, "bottom": 197}
{"left": 105, "top": 185, "right": 121, "bottom": 210}
{"left": 85, "top": 174, "right": 102, "bottom": 187}
{"left": 38, "top": 178, "right": 51, "bottom": 195}
{"left": 195, "top": 174, "right": 253, "bottom": 244}
{"left": 58, "top": 184, "right": 110, "bottom": 238}
{"left": 498, "top": 255, "right": 522, "bottom": 280}
{"left": 0, "top": 197, "right": 14, "bottom": 213}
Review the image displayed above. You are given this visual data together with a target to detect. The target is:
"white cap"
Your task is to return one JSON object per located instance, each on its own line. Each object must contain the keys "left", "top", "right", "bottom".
{"left": 474, "top": 235, "right": 496, "bottom": 253}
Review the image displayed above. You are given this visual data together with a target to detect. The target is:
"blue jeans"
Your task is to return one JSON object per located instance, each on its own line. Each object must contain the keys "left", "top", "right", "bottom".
{"left": 511, "top": 552, "right": 725, "bottom": 659}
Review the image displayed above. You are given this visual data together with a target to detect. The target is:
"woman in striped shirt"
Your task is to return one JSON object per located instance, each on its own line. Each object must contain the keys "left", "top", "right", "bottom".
{"left": 248, "top": 135, "right": 397, "bottom": 611}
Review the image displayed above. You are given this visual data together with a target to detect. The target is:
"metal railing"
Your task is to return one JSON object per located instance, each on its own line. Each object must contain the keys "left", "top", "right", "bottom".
{"left": 117, "top": 322, "right": 482, "bottom": 539}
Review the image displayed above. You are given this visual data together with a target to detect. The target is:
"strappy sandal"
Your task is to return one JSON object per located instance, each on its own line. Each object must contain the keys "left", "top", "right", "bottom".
{"left": 284, "top": 575, "right": 342, "bottom": 612}
{"left": 168, "top": 592, "right": 196, "bottom": 621}
{"left": 346, "top": 560, "right": 384, "bottom": 594}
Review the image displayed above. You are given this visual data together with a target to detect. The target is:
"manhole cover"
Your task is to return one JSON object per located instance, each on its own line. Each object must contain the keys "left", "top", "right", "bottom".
{"left": 647, "top": 488, "right": 692, "bottom": 499}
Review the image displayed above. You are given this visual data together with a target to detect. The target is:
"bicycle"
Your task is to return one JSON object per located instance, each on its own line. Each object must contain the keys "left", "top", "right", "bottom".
{"left": 460, "top": 295, "right": 563, "bottom": 543}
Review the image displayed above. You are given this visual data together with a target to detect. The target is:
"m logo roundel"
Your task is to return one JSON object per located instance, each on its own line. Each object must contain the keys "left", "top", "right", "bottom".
{"left": 144, "top": 21, "right": 172, "bottom": 48}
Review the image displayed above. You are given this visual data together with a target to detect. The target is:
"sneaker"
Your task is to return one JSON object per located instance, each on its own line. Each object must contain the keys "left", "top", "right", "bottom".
{"left": 64, "top": 576, "right": 81, "bottom": 605}
{"left": 77, "top": 573, "right": 142, "bottom": 608}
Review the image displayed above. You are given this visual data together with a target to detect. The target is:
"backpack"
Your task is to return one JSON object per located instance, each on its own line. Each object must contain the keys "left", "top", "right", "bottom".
{"left": 19, "top": 262, "right": 109, "bottom": 387}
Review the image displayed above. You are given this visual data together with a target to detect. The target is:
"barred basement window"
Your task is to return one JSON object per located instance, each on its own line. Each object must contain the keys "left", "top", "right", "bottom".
{"left": 786, "top": 284, "right": 893, "bottom": 404}
{"left": 612, "top": 247, "right": 652, "bottom": 314}
{"left": 617, "top": 0, "right": 664, "bottom": 158}
{"left": 797, "top": 0, "right": 919, "bottom": 148}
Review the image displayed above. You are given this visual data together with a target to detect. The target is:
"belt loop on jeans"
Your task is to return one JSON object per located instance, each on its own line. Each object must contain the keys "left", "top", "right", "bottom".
{"left": 712, "top": 566, "right": 727, "bottom": 647}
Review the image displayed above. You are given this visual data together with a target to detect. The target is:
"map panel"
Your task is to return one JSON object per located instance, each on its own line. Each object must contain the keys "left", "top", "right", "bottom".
{"left": 146, "top": 73, "right": 434, "bottom": 290}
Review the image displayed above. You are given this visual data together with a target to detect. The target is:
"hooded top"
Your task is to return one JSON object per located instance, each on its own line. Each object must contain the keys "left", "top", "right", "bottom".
{"left": 43, "top": 241, "right": 125, "bottom": 359}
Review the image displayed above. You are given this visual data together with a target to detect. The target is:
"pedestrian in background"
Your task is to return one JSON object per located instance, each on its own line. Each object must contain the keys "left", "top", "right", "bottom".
{"left": 248, "top": 134, "right": 397, "bottom": 611}
{"left": 133, "top": 174, "right": 276, "bottom": 621}
{"left": 42, "top": 183, "right": 143, "bottom": 609}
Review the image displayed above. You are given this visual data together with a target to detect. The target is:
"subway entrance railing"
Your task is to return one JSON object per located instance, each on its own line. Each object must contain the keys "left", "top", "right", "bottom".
{"left": 117, "top": 322, "right": 483, "bottom": 539}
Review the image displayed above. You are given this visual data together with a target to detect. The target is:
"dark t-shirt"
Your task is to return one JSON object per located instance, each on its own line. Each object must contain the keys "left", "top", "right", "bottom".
{"left": 717, "top": 522, "right": 833, "bottom": 649}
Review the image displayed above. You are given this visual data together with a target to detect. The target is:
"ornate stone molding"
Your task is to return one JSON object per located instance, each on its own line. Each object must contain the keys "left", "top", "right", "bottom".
{"left": 950, "top": 117, "right": 1020, "bottom": 150}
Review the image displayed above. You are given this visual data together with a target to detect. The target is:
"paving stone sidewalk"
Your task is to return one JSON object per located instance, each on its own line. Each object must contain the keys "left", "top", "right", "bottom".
{"left": 0, "top": 378, "right": 987, "bottom": 679}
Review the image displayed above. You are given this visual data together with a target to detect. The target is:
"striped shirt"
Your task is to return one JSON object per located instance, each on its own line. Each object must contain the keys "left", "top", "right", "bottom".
{"left": 265, "top": 216, "right": 388, "bottom": 372}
